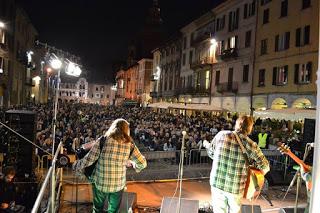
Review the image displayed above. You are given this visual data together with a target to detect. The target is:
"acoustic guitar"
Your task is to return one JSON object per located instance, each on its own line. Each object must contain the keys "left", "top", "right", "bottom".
{"left": 277, "top": 142, "right": 312, "bottom": 191}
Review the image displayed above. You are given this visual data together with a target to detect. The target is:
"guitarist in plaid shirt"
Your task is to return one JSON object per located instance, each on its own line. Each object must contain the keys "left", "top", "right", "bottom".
{"left": 204, "top": 115, "right": 270, "bottom": 213}
{"left": 74, "top": 118, "right": 147, "bottom": 213}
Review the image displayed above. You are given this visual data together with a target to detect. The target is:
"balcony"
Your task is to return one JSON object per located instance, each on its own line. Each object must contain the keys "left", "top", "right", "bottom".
{"left": 191, "top": 56, "right": 216, "bottom": 69}
{"left": 176, "top": 87, "right": 210, "bottom": 96}
{"left": 216, "top": 82, "right": 238, "bottom": 93}
{"left": 191, "top": 33, "right": 211, "bottom": 47}
{"left": 219, "top": 48, "right": 238, "bottom": 60}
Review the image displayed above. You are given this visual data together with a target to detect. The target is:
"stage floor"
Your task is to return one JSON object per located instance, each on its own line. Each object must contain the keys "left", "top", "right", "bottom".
{"left": 59, "top": 179, "right": 308, "bottom": 212}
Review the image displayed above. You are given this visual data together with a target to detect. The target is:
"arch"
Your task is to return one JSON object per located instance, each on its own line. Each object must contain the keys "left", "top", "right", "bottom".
{"left": 271, "top": 98, "right": 287, "bottom": 109}
{"left": 292, "top": 98, "right": 312, "bottom": 109}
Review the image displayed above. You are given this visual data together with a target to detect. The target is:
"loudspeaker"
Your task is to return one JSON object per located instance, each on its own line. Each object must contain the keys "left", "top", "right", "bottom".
{"left": 279, "top": 207, "right": 305, "bottom": 213}
{"left": 160, "top": 197, "right": 199, "bottom": 213}
{"left": 303, "top": 118, "right": 315, "bottom": 144}
{"left": 241, "top": 205, "right": 262, "bottom": 213}
{"left": 4, "top": 110, "right": 37, "bottom": 177}
{"left": 119, "top": 192, "right": 137, "bottom": 212}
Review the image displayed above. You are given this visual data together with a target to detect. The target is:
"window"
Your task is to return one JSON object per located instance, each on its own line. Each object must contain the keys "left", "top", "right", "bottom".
{"left": 245, "top": 30, "right": 252, "bottom": 48}
{"left": 272, "top": 65, "right": 288, "bottom": 85}
{"left": 215, "top": 70, "right": 220, "bottom": 85}
{"left": 0, "top": 57, "right": 3, "bottom": 74}
{"left": 183, "top": 37, "right": 187, "bottom": 49}
{"left": 101, "top": 95, "right": 104, "bottom": 98}
{"left": 216, "top": 15, "right": 225, "bottom": 31}
{"left": 302, "top": 0, "right": 311, "bottom": 9}
{"left": 0, "top": 29, "right": 5, "bottom": 44}
{"left": 228, "top": 36, "right": 238, "bottom": 49}
{"left": 217, "top": 40, "right": 225, "bottom": 55}
{"left": 228, "top": 8, "right": 239, "bottom": 32}
{"left": 243, "top": 65, "right": 249, "bottom": 82}
{"left": 205, "top": 70, "right": 210, "bottom": 89}
{"left": 189, "top": 50, "right": 193, "bottom": 64}
{"left": 296, "top": 26, "right": 310, "bottom": 46}
{"left": 95, "top": 93, "right": 100, "bottom": 98}
{"left": 100, "top": 86, "right": 104, "bottom": 91}
{"left": 280, "top": 0, "right": 288, "bottom": 17}
{"left": 294, "top": 62, "right": 312, "bottom": 84}
{"left": 275, "top": 32, "right": 290, "bottom": 51}
{"left": 190, "top": 33, "right": 194, "bottom": 45}
{"left": 182, "top": 53, "right": 186, "bottom": 65}
{"left": 261, "top": 39, "right": 268, "bottom": 55}
{"left": 258, "top": 69, "right": 266, "bottom": 86}
{"left": 244, "top": 1, "right": 256, "bottom": 19}
{"left": 263, "top": 9, "right": 269, "bottom": 24}
{"left": 107, "top": 95, "right": 109, "bottom": 98}
{"left": 96, "top": 87, "right": 98, "bottom": 91}
{"left": 261, "top": 0, "right": 272, "bottom": 6}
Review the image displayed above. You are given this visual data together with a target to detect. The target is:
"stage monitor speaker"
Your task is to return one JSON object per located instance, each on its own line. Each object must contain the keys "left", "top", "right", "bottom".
{"left": 160, "top": 197, "right": 199, "bottom": 213}
{"left": 279, "top": 207, "right": 305, "bottom": 213}
{"left": 241, "top": 205, "right": 262, "bottom": 213}
{"left": 5, "top": 110, "right": 37, "bottom": 178}
{"left": 119, "top": 192, "right": 137, "bottom": 212}
{"left": 303, "top": 118, "right": 315, "bottom": 144}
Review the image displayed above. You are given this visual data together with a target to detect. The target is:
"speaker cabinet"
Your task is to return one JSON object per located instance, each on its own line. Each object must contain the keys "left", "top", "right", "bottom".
{"left": 279, "top": 207, "right": 305, "bottom": 213}
{"left": 4, "top": 110, "right": 37, "bottom": 177}
{"left": 241, "top": 205, "right": 262, "bottom": 213}
{"left": 160, "top": 197, "right": 199, "bottom": 213}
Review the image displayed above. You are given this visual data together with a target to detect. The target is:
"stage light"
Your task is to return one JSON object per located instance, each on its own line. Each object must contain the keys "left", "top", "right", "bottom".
{"left": 51, "top": 58, "right": 62, "bottom": 70}
{"left": 31, "top": 94, "right": 35, "bottom": 98}
{"left": 65, "top": 61, "right": 82, "bottom": 77}
{"left": 74, "top": 66, "right": 82, "bottom": 77}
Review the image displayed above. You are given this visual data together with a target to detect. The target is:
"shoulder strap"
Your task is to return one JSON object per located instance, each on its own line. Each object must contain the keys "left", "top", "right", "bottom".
{"left": 233, "top": 131, "right": 250, "bottom": 166}
{"left": 98, "top": 136, "right": 106, "bottom": 154}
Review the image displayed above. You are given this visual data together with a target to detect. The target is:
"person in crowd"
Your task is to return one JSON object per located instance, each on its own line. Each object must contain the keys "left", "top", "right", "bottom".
{"left": 258, "top": 127, "right": 270, "bottom": 149}
{"left": 0, "top": 167, "right": 25, "bottom": 213}
{"left": 73, "top": 118, "right": 147, "bottom": 213}
{"left": 203, "top": 115, "right": 270, "bottom": 213}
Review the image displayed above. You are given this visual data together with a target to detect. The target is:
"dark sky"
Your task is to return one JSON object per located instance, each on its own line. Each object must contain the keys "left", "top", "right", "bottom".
{"left": 19, "top": 0, "right": 221, "bottom": 83}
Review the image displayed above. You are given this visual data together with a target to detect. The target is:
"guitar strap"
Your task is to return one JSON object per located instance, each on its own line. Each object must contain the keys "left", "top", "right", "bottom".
{"left": 232, "top": 131, "right": 250, "bottom": 166}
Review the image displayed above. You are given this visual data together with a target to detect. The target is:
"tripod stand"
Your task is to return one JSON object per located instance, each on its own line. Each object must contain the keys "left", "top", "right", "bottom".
{"left": 282, "top": 144, "right": 312, "bottom": 212}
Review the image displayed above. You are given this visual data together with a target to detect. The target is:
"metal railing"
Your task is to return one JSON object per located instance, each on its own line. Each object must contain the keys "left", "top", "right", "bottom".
{"left": 32, "top": 142, "right": 64, "bottom": 213}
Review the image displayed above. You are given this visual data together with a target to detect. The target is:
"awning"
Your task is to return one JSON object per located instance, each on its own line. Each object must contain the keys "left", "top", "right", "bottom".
{"left": 253, "top": 108, "right": 316, "bottom": 121}
{"left": 147, "top": 102, "right": 171, "bottom": 109}
{"left": 148, "top": 102, "right": 227, "bottom": 112}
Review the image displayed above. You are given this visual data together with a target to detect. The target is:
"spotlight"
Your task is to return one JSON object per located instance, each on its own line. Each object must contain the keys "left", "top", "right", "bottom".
{"left": 51, "top": 58, "right": 62, "bottom": 70}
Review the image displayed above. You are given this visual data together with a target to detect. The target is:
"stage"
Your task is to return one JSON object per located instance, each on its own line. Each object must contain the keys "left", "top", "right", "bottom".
{"left": 59, "top": 179, "right": 308, "bottom": 212}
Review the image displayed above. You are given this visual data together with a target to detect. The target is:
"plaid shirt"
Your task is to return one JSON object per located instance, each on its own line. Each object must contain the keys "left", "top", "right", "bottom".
{"left": 206, "top": 130, "right": 269, "bottom": 195}
{"left": 76, "top": 137, "right": 147, "bottom": 193}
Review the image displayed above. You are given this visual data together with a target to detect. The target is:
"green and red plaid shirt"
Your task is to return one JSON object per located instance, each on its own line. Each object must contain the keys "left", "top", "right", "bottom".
{"left": 206, "top": 130, "right": 269, "bottom": 195}
{"left": 75, "top": 137, "right": 147, "bottom": 193}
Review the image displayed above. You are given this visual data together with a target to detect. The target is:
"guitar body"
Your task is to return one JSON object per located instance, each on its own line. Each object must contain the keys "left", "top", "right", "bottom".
{"left": 243, "top": 167, "right": 265, "bottom": 200}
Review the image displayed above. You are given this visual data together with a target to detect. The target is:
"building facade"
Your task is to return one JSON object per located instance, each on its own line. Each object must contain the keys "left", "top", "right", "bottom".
{"left": 137, "top": 58, "right": 153, "bottom": 106}
{"left": 59, "top": 77, "right": 88, "bottom": 102}
{"left": 88, "top": 83, "right": 113, "bottom": 105}
{"left": 252, "top": 0, "right": 318, "bottom": 110}
{"left": 157, "top": 35, "right": 182, "bottom": 103}
{"left": 150, "top": 48, "right": 161, "bottom": 102}
{"left": 208, "top": 0, "right": 256, "bottom": 114}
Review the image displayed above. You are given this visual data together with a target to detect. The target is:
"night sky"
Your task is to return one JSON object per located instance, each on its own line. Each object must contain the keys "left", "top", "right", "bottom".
{"left": 19, "top": 0, "right": 222, "bottom": 83}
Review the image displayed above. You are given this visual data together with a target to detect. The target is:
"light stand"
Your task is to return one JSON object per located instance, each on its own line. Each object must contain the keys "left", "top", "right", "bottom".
{"left": 176, "top": 130, "right": 186, "bottom": 213}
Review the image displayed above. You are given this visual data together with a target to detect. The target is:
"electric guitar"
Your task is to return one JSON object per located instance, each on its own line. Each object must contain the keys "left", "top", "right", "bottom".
{"left": 277, "top": 142, "right": 312, "bottom": 191}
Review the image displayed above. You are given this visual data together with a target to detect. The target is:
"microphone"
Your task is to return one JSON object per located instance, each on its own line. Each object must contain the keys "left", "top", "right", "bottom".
{"left": 307, "top": 143, "right": 314, "bottom": 147}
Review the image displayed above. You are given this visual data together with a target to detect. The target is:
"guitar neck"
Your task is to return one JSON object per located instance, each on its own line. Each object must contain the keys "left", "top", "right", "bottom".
{"left": 287, "top": 151, "right": 310, "bottom": 171}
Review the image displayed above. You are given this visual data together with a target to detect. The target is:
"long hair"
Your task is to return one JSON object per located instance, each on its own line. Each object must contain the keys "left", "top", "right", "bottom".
{"left": 234, "top": 115, "right": 254, "bottom": 135}
{"left": 105, "top": 118, "right": 132, "bottom": 143}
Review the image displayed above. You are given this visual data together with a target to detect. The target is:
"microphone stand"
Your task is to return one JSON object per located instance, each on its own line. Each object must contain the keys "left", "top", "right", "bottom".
{"left": 176, "top": 131, "right": 186, "bottom": 213}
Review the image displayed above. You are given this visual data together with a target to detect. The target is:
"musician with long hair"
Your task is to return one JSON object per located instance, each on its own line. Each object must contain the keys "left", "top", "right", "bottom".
{"left": 73, "top": 118, "right": 147, "bottom": 213}
{"left": 203, "top": 115, "right": 270, "bottom": 213}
